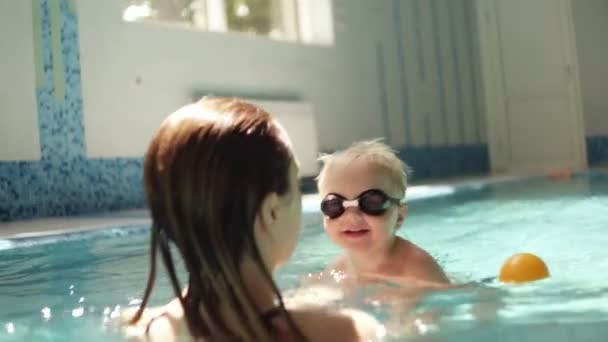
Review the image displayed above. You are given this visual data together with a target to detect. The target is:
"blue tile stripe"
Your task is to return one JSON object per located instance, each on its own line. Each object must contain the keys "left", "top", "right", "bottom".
{"left": 0, "top": 0, "right": 145, "bottom": 222}
{"left": 587, "top": 135, "right": 608, "bottom": 166}
{"left": 399, "top": 144, "right": 490, "bottom": 181}
{"left": 310, "top": 143, "right": 491, "bottom": 193}
{"left": 38, "top": 0, "right": 85, "bottom": 160}
{"left": 318, "top": 144, "right": 490, "bottom": 182}
{"left": 0, "top": 159, "right": 144, "bottom": 221}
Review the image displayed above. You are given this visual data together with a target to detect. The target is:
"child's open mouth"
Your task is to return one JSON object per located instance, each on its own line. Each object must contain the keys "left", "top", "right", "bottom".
{"left": 342, "top": 228, "right": 370, "bottom": 238}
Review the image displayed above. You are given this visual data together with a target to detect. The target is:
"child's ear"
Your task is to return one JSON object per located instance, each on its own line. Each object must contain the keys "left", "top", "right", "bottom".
{"left": 395, "top": 204, "right": 408, "bottom": 228}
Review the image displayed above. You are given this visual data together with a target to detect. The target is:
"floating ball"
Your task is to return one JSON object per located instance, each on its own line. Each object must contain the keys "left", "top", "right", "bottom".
{"left": 499, "top": 253, "right": 550, "bottom": 283}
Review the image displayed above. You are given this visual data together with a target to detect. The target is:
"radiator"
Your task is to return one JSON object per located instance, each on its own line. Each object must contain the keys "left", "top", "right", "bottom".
{"left": 251, "top": 100, "right": 319, "bottom": 178}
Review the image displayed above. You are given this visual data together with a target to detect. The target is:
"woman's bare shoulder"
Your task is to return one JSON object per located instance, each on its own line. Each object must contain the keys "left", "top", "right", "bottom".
{"left": 120, "top": 300, "right": 186, "bottom": 342}
{"left": 289, "top": 307, "right": 384, "bottom": 342}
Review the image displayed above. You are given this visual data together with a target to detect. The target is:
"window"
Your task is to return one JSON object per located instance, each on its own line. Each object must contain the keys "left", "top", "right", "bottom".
{"left": 122, "top": 0, "right": 334, "bottom": 45}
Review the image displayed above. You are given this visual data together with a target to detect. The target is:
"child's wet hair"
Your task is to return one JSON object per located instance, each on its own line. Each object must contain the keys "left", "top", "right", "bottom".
{"left": 317, "top": 139, "right": 409, "bottom": 196}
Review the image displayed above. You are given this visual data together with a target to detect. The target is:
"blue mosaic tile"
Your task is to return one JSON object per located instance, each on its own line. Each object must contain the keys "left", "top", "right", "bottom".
{"left": 82, "top": 158, "right": 146, "bottom": 212}
{"left": 0, "top": 0, "right": 146, "bottom": 222}
{"left": 399, "top": 144, "right": 490, "bottom": 182}
{"left": 308, "top": 144, "right": 490, "bottom": 194}
{"left": 587, "top": 135, "right": 608, "bottom": 166}
{"left": 0, "top": 163, "right": 21, "bottom": 221}
{"left": 59, "top": 0, "right": 86, "bottom": 159}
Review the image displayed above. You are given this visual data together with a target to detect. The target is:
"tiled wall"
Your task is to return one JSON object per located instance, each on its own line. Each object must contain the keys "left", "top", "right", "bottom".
{"left": 0, "top": 0, "right": 490, "bottom": 222}
{"left": 587, "top": 136, "right": 608, "bottom": 166}
{"left": 1, "top": 0, "right": 604, "bottom": 222}
{"left": 399, "top": 144, "right": 488, "bottom": 180}
{"left": 0, "top": 0, "right": 144, "bottom": 221}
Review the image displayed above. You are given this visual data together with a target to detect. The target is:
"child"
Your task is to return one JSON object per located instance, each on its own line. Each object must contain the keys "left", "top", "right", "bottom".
{"left": 316, "top": 139, "right": 449, "bottom": 285}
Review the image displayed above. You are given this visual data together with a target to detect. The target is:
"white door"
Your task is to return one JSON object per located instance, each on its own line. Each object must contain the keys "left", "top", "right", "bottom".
{"left": 479, "top": 0, "right": 586, "bottom": 174}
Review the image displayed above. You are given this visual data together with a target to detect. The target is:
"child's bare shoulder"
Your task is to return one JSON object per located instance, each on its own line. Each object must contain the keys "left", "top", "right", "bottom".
{"left": 395, "top": 238, "right": 450, "bottom": 284}
{"left": 397, "top": 238, "right": 432, "bottom": 260}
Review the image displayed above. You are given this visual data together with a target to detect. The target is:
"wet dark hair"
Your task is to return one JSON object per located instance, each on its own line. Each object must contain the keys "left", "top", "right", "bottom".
{"left": 130, "top": 97, "right": 305, "bottom": 341}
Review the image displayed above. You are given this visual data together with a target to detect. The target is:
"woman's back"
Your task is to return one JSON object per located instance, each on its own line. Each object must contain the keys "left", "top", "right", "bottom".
{"left": 123, "top": 301, "right": 382, "bottom": 342}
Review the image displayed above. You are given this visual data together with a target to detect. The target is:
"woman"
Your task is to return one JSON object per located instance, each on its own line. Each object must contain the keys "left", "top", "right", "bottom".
{"left": 122, "top": 97, "right": 381, "bottom": 341}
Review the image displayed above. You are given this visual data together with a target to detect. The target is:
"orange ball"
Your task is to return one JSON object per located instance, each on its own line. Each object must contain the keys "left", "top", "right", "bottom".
{"left": 499, "top": 253, "right": 550, "bottom": 283}
{"left": 550, "top": 169, "right": 573, "bottom": 181}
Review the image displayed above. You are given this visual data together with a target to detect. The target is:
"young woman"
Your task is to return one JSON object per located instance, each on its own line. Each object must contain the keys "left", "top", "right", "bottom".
{"left": 122, "top": 97, "right": 382, "bottom": 341}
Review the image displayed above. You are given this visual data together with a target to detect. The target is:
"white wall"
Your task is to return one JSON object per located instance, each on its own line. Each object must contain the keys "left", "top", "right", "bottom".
{"left": 572, "top": 0, "right": 608, "bottom": 136}
{"left": 0, "top": 0, "right": 41, "bottom": 161}
{"left": 475, "top": 0, "right": 587, "bottom": 174}
{"left": 77, "top": 0, "right": 383, "bottom": 163}
{"left": 77, "top": 0, "right": 485, "bottom": 163}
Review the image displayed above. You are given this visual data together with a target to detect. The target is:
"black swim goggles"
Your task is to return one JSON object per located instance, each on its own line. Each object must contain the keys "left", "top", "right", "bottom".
{"left": 320, "top": 189, "right": 404, "bottom": 219}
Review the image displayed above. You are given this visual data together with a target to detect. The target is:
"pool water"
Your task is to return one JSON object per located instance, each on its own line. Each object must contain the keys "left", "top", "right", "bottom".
{"left": 1, "top": 172, "right": 608, "bottom": 341}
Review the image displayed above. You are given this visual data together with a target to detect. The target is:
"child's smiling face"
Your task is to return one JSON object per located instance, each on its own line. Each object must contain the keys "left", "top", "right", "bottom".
{"left": 318, "top": 158, "right": 406, "bottom": 254}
